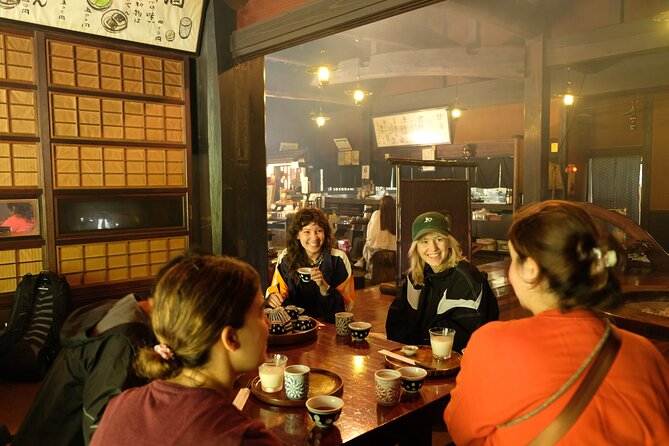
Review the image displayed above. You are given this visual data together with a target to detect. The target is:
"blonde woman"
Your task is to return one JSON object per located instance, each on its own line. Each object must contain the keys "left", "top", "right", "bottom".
{"left": 386, "top": 212, "right": 499, "bottom": 352}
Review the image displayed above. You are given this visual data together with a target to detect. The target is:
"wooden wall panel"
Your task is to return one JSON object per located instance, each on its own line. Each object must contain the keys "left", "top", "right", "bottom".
{"left": 48, "top": 41, "right": 184, "bottom": 100}
{"left": 57, "top": 235, "right": 187, "bottom": 286}
{"left": 0, "top": 33, "right": 34, "bottom": 83}
{"left": 0, "top": 247, "right": 43, "bottom": 294}
{"left": 52, "top": 144, "right": 186, "bottom": 188}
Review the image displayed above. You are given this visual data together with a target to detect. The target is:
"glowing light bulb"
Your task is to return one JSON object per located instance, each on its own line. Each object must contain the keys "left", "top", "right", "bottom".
{"left": 451, "top": 107, "right": 462, "bottom": 119}
{"left": 316, "top": 116, "right": 326, "bottom": 127}
{"left": 317, "top": 66, "right": 330, "bottom": 86}
{"left": 563, "top": 93, "right": 574, "bottom": 106}
{"left": 353, "top": 89, "right": 365, "bottom": 104}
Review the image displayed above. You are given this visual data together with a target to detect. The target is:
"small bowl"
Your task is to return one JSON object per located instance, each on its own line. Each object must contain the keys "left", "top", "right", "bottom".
{"left": 348, "top": 321, "right": 371, "bottom": 341}
{"left": 306, "top": 395, "right": 344, "bottom": 428}
{"left": 397, "top": 366, "right": 428, "bottom": 393}
{"left": 401, "top": 345, "right": 418, "bottom": 357}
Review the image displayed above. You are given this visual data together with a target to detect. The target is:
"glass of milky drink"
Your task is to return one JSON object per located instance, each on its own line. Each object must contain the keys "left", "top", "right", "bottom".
{"left": 429, "top": 327, "right": 456, "bottom": 360}
{"left": 258, "top": 354, "right": 288, "bottom": 393}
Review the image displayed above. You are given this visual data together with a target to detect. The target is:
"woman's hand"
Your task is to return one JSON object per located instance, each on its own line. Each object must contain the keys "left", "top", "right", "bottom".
{"left": 310, "top": 266, "right": 330, "bottom": 296}
{"left": 266, "top": 292, "right": 284, "bottom": 308}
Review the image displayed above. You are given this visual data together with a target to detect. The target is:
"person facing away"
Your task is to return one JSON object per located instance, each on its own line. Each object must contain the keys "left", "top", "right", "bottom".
{"left": 357, "top": 195, "right": 397, "bottom": 276}
{"left": 266, "top": 207, "right": 354, "bottom": 323}
{"left": 90, "top": 255, "right": 279, "bottom": 446}
{"left": 445, "top": 200, "right": 669, "bottom": 445}
{"left": 11, "top": 293, "right": 153, "bottom": 446}
{"left": 386, "top": 211, "right": 499, "bottom": 352}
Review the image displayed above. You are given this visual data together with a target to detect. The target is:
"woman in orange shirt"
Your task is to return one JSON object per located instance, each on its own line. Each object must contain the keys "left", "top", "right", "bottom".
{"left": 445, "top": 200, "right": 669, "bottom": 445}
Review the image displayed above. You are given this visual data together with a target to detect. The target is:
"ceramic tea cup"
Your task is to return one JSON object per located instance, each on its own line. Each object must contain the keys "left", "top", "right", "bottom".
{"left": 306, "top": 395, "right": 344, "bottom": 428}
{"left": 284, "top": 365, "right": 310, "bottom": 400}
{"left": 297, "top": 267, "right": 312, "bottom": 282}
{"left": 295, "top": 315, "right": 313, "bottom": 331}
{"left": 375, "top": 369, "right": 401, "bottom": 406}
{"left": 335, "top": 312, "right": 354, "bottom": 336}
{"left": 348, "top": 321, "right": 371, "bottom": 341}
{"left": 397, "top": 366, "right": 428, "bottom": 393}
{"left": 285, "top": 305, "right": 305, "bottom": 320}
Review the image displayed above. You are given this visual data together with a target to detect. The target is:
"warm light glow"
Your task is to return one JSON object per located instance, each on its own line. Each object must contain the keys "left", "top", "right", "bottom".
{"left": 563, "top": 93, "right": 574, "bottom": 106}
{"left": 451, "top": 107, "right": 462, "bottom": 118}
{"left": 353, "top": 89, "right": 365, "bottom": 103}
{"left": 566, "top": 164, "right": 578, "bottom": 174}
{"left": 312, "top": 113, "right": 330, "bottom": 127}
{"left": 317, "top": 66, "right": 330, "bottom": 86}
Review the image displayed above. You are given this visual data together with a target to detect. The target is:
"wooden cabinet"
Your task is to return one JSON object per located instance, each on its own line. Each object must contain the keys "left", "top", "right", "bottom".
{"left": 0, "top": 26, "right": 191, "bottom": 316}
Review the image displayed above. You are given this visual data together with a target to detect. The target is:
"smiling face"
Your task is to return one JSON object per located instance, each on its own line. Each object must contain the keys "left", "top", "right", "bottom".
{"left": 416, "top": 231, "right": 450, "bottom": 268}
{"left": 297, "top": 222, "right": 325, "bottom": 261}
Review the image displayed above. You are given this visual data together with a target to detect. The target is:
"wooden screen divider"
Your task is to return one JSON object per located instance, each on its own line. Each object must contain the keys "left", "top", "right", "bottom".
{"left": 0, "top": 26, "right": 191, "bottom": 316}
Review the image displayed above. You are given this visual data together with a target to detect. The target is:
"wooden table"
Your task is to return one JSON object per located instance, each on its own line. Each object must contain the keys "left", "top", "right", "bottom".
{"left": 235, "top": 323, "right": 456, "bottom": 445}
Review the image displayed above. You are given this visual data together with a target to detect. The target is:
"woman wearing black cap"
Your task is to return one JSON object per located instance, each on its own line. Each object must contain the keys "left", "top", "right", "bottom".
{"left": 386, "top": 211, "right": 499, "bottom": 352}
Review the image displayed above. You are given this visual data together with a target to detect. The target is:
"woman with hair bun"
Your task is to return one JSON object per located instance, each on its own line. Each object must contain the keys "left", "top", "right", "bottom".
{"left": 445, "top": 200, "right": 669, "bottom": 445}
{"left": 91, "top": 255, "right": 279, "bottom": 445}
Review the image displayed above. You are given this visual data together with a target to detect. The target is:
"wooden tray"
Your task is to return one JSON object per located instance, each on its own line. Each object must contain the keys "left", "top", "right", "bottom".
{"left": 249, "top": 368, "right": 343, "bottom": 407}
{"left": 268, "top": 318, "right": 319, "bottom": 346}
{"left": 384, "top": 346, "right": 461, "bottom": 377}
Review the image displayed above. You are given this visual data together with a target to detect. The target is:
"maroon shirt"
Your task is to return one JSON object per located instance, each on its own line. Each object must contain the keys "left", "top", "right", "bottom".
{"left": 91, "top": 380, "right": 280, "bottom": 446}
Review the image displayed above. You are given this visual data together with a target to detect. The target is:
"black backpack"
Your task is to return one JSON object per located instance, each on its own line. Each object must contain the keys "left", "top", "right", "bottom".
{"left": 0, "top": 271, "right": 72, "bottom": 381}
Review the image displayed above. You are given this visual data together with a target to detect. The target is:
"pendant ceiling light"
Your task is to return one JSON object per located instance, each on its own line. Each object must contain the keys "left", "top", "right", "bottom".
{"left": 345, "top": 58, "right": 372, "bottom": 106}
{"left": 307, "top": 49, "right": 337, "bottom": 87}
{"left": 451, "top": 77, "right": 463, "bottom": 118}
{"left": 311, "top": 110, "right": 330, "bottom": 128}
{"left": 563, "top": 66, "right": 575, "bottom": 106}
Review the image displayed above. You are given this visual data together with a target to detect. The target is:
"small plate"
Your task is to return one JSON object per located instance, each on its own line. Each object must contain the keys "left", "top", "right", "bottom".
{"left": 249, "top": 368, "right": 344, "bottom": 407}
{"left": 268, "top": 317, "right": 319, "bottom": 346}
{"left": 384, "top": 346, "right": 461, "bottom": 377}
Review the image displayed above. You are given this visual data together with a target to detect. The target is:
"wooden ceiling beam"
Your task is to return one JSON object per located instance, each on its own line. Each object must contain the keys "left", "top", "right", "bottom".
{"left": 328, "top": 46, "right": 525, "bottom": 83}
{"left": 546, "top": 18, "right": 669, "bottom": 67}
{"left": 444, "top": 0, "right": 544, "bottom": 38}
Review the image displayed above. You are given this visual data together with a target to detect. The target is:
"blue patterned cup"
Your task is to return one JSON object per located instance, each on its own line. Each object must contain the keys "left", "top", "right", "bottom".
{"left": 284, "top": 365, "right": 310, "bottom": 400}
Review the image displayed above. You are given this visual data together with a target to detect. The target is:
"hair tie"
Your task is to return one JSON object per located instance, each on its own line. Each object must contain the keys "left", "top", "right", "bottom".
{"left": 154, "top": 343, "right": 175, "bottom": 361}
{"left": 593, "top": 247, "right": 617, "bottom": 268}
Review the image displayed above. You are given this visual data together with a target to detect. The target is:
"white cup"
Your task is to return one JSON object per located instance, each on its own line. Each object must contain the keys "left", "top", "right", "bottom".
{"left": 258, "top": 354, "right": 288, "bottom": 393}
{"left": 429, "top": 327, "right": 456, "bottom": 360}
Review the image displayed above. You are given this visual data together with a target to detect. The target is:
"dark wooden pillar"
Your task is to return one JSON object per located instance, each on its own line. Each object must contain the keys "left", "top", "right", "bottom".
{"left": 194, "top": 3, "right": 269, "bottom": 287}
{"left": 523, "top": 35, "right": 551, "bottom": 205}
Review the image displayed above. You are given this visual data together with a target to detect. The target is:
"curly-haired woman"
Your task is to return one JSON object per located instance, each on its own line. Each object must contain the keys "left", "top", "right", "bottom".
{"left": 265, "top": 208, "right": 354, "bottom": 323}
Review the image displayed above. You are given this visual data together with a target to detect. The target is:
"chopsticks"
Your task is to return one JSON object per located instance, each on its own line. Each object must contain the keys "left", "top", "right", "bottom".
{"left": 378, "top": 349, "right": 436, "bottom": 371}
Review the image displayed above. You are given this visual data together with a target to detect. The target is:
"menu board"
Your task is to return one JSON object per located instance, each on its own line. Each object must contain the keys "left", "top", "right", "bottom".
{"left": 0, "top": 0, "right": 204, "bottom": 53}
{"left": 373, "top": 107, "right": 451, "bottom": 148}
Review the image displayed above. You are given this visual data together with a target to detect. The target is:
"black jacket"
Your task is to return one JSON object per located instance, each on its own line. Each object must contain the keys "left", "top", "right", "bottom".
{"left": 12, "top": 294, "right": 153, "bottom": 446}
{"left": 386, "top": 261, "right": 499, "bottom": 352}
